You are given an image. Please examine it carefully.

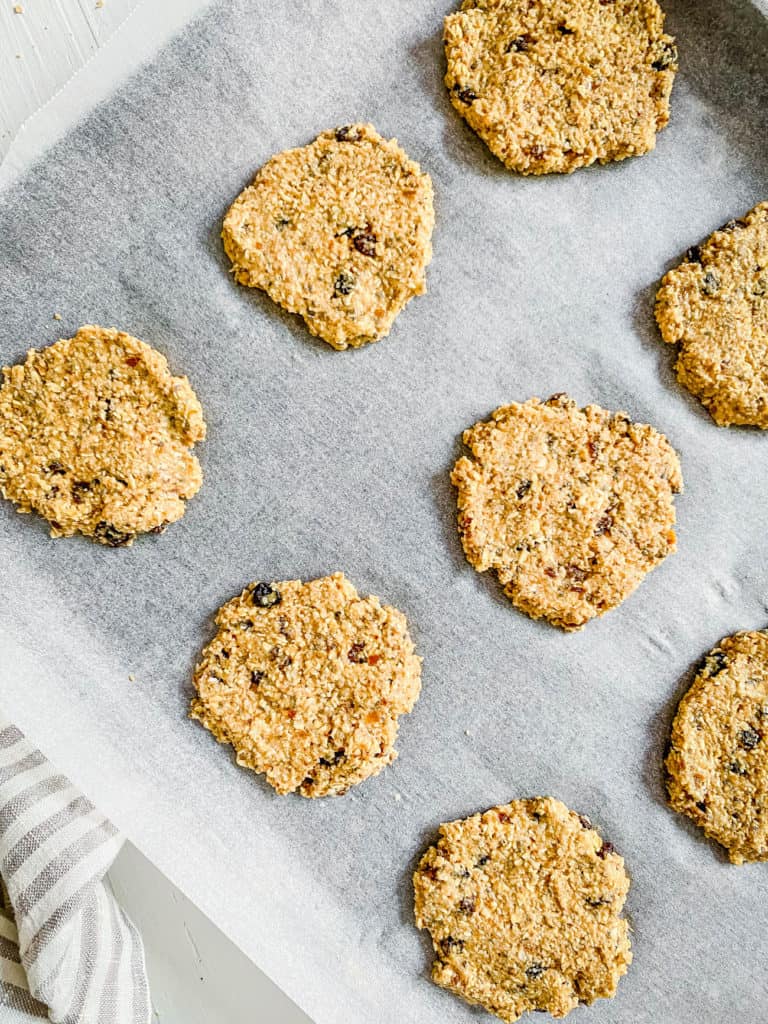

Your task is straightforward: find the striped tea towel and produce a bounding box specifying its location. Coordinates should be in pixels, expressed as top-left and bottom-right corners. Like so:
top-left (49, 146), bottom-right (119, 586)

top-left (0, 718), bottom-right (150, 1023)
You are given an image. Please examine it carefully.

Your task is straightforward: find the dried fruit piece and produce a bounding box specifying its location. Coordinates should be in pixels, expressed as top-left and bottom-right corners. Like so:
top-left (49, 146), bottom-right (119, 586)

top-left (506, 35), bottom-right (531, 52)
top-left (453, 84), bottom-right (478, 104)
top-left (739, 727), bottom-right (761, 750)
top-left (319, 749), bottom-right (346, 767)
top-left (348, 642), bottom-right (367, 663)
top-left (594, 512), bottom-right (614, 536)
top-left (701, 270), bottom-right (720, 295)
top-left (705, 650), bottom-right (728, 676)
top-left (352, 230), bottom-right (377, 257)
top-left (333, 271), bottom-right (355, 297)
top-left (335, 125), bottom-right (361, 142)
top-left (71, 480), bottom-right (92, 503)
top-left (251, 582), bottom-right (282, 608)
top-left (93, 521), bottom-right (134, 547)
top-left (651, 40), bottom-right (677, 70)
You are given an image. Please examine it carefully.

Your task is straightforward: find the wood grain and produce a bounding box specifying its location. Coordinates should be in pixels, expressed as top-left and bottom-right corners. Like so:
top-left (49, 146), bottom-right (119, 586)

top-left (0, 0), bottom-right (140, 158)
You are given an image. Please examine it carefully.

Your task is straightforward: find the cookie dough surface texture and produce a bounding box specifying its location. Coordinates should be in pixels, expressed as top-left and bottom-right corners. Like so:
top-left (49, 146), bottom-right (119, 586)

top-left (414, 798), bottom-right (631, 1022)
top-left (452, 394), bottom-right (682, 630)
top-left (655, 202), bottom-right (768, 427)
top-left (0, 325), bottom-right (205, 546)
top-left (190, 573), bottom-right (422, 797)
top-left (222, 123), bottom-right (434, 350)
top-left (443, 0), bottom-right (676, 174)
top-left (667, 630), bottom-right (768, 864)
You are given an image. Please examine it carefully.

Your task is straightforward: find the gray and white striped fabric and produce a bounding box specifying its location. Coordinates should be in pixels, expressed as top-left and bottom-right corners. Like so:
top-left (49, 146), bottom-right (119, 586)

top-left (0, 718), bottom-right (150, 1023)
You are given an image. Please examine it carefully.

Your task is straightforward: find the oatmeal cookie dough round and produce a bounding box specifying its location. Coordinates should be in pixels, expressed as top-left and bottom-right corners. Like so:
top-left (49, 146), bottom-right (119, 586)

top-left (190, 573), bottom-right (422, 797)
top-left (666, 630), bottom-right (768, 864)
top-left (0, 325), bottom-right (205, 546)
top-left (451, 394), bottom-right (682, 630)
top-left (443, 0), bottom-right (677, 174)
top-left (655, 202), bottom-right (768, 427)
top-left (414, 798), bottom-right (632, 1022)
top-left (222, 124), bottom-right (434, 350)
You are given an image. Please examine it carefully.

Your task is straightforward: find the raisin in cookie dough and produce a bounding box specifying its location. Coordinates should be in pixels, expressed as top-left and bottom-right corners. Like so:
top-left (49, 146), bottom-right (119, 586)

top-left (190, 573), bottom-right (422, 797)
top-left (443, 0), bottom-right (677, 174)
top-left (414, 798), bottom-right (632, 1022)
top-left (655, 202), bottom-right (768, 427)
top-left (222, 124), bottom-right (434, 350)
top-left (0, 325), bottom-right (205, 546)
top-left (667, 631), bottom-right (768, 864)
top-left (451, 394), bottom-right (682, 630)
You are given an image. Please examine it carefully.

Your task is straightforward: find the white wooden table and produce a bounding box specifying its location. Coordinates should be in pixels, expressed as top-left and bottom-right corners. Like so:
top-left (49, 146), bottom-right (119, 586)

top-left (0, 0), bottom-right (141, 158)
top-left (1, 3), bottom-right (312, 1020)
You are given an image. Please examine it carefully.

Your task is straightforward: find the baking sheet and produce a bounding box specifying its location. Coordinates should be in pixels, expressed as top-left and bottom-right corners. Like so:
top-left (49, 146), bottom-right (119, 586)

top-left (1, 0), bottom-right (768, 1020)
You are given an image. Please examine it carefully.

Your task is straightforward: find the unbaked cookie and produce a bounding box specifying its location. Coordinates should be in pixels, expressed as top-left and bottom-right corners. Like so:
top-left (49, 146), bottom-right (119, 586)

top-left (451, 394), bottom-right (682, 630)
top-left (666, 630), bottom-right (768, 864)
top-left (190, 573), bottom-right (422, 797)
top-left (222, 124), bottom-right (434, 349)
top-left (443, 0), bottom-right (676, 174)
top-left (0, 325), bottom-right (205, 546)
top-left (655, 202), bottom-right (768, 427)
top-left (414, 797), bottom-right (631, 1022)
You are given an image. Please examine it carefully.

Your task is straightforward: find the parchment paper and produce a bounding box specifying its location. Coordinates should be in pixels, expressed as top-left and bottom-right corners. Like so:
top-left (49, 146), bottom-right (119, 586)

top-left (1, 1), bottom-right (768, 1020)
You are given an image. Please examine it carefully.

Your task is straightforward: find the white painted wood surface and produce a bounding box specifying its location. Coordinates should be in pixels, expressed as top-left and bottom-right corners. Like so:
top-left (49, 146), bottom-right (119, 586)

top-left (110, 843), bottom-right (311, 1024)
top-left (1, 5), bottom-right (313, 1021)
top-left (0, 0), bottom-right (141, 158)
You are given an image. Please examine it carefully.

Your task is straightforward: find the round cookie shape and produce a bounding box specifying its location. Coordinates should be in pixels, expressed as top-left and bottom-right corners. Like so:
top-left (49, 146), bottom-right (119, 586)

top-left (666, 630), bottom-right (768, 864)
top-left (222, 124), bottom-right (435, 350)
top-left (451, 394), bottom-right (682, 630)
top-left (443, 0), bottom-right (677, 174)
top-left (414, 798), bottom-right (632, 1022)
top-left (655, 202), bottom-right (768, 427)
top-left (0, 325), bottom-right (205, 546)
top-left (190, 573), bottom-right (422, 797)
